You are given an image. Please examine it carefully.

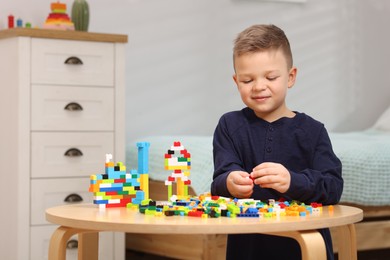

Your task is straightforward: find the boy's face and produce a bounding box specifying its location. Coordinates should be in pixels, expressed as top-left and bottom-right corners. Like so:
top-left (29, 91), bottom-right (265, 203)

top-left (233, 49), bottom-right (297, 122)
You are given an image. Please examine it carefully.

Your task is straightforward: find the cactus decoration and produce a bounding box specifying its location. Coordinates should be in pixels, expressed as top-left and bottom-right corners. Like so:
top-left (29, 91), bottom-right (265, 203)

top-left (71, 0), bottom-right (89, 31)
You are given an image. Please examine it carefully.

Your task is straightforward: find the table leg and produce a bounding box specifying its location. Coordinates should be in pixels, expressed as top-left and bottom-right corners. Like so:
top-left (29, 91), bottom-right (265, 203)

top-left (48, 226), bottom-right (99, 260)
top-left (78, 232), bottom-right (99, 260)
top-left (269, 231), bottom-right (326, 260)
top-left (335, 224), bottom-right (357, 260)
top-left (48, 226), bottom-right (82, 260)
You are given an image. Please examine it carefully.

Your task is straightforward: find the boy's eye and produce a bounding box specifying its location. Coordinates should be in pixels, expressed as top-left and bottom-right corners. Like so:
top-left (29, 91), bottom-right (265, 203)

top-left (267, 76), bottom-right (278, 81)
top-left (241, 79), bottom-right (253, 84)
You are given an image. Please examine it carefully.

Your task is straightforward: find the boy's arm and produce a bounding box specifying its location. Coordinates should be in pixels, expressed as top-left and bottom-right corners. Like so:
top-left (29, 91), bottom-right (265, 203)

top-left (284, 127), bottom-right (343, 205)
top-left (211, 116), bottom-right (246, 197)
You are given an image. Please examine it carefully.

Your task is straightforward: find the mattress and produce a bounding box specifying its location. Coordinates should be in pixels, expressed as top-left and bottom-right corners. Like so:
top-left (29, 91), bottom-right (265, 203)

top-left (329, 130), bottom-right (390, 206)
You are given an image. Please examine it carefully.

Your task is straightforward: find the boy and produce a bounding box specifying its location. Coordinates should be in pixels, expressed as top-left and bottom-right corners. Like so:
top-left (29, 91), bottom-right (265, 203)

top-left (211, 24), bottom-right (343, 260)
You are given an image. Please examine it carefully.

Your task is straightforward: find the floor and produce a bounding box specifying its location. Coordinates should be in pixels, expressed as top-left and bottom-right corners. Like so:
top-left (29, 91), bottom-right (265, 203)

top-left (126, 248), bottom-right (390, 260)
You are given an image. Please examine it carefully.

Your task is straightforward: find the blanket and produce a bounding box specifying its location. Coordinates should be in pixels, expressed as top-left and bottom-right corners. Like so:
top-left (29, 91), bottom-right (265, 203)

top-left (329, 130), bottom-right (390, 206)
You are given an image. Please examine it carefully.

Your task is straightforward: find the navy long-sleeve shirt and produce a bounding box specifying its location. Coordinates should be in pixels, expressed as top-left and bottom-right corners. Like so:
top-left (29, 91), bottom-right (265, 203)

top-left (211, 107), bottom-right (343, 260)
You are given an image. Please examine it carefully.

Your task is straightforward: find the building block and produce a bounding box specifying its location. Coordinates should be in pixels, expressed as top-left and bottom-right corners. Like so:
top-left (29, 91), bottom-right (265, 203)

top-left (89, 142), bottom-right (150, 208)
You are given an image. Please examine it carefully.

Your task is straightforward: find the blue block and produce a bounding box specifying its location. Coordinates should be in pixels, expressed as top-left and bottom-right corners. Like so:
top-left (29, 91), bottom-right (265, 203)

top-left (108, 172), bottom-right (121, 179)
top-left (100, 187), bottom-right (123, 192)
top-left (94, 199), bottom-right (108, 204)
top-left (131, 198), bottom-right (142, 205)
top-left (246, 208), bottom-right (258, 214)
top-left (136, 190), bottom-right (145, 200)
top-left (105, 167), bottom-right (114, 175)
top-left (137, 142), bottom-right (150, 174)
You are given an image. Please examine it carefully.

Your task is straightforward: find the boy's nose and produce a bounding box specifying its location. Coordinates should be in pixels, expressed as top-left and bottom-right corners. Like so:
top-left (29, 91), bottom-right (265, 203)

top-left (252, 81), bottom-right (267, 91)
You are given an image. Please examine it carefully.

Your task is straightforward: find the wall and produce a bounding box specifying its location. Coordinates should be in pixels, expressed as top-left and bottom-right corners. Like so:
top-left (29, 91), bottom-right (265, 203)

top-left (1, 0), bottom-right (389, 142)
top-left (340, 0), bottom-right (390, 131)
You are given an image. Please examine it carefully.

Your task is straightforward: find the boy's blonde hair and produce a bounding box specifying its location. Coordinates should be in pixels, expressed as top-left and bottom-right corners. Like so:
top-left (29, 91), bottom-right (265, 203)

top-left (233, 24), bottom-right (293, 69)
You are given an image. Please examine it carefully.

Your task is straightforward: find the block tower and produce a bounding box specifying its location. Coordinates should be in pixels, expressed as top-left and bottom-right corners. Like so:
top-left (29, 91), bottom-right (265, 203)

top-left (164, 141), bottom-right (191, 200)
top-left (89, 142), bottom-right (150, 208)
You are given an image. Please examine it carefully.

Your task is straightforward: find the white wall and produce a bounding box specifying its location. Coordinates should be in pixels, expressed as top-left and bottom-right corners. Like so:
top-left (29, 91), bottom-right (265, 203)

top-left (1, 0), bottom-right (389, 142)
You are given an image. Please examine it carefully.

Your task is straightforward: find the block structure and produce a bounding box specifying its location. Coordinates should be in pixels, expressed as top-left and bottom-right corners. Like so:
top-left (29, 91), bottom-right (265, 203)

top-left (164, 141), bottom-right (191, 200)
top-left (89, 142), bottom-right (150, 208)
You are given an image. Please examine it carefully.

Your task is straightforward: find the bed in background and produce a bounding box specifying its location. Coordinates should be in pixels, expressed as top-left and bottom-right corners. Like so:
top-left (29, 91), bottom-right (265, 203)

top-left (125, 107), bottom-right (390, 259)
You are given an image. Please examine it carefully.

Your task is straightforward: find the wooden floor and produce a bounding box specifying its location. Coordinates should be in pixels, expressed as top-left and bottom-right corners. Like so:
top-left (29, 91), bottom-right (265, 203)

top-left (126, 248), bottom-right (390, 260)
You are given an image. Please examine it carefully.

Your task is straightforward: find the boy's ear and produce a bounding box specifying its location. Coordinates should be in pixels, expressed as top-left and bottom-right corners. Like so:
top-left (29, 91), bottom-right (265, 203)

top-left (233, 74), bottom-right (238, 86)
top-left (288, 67), bottom-right (297, 88)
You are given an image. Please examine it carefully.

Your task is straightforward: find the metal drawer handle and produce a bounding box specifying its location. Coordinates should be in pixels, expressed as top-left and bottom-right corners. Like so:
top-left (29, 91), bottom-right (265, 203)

top-left (64, 56), bottom-right (83, 65)
top-left (64, 102), bottom-right (83, 111)
top-left (66, 239), bottom-right (79, 249)
top-left (64, 148), bottom-right (83, 157)
top-left (64, 193), bottom-right (83, 203)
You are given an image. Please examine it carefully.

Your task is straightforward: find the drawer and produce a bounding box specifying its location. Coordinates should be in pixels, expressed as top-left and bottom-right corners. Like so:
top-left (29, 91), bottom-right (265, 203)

top-left (31, 38), bottom-right (114, 86)
top-left (31, 132), bottom-right (114, 178)
top-left (31, 85), bottom-right (114, 131)
top-left (30, 225), bottom-right (114, 260)
top-left (31, 178), bottom-right (92, 225)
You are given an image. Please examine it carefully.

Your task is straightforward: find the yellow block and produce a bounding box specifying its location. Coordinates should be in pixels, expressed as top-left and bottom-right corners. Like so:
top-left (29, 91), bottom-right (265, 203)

top-left (140, 173), bottom-right (149, 200)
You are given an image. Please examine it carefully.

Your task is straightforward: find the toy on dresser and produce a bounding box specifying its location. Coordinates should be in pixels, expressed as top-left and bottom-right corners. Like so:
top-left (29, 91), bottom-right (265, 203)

top-left (43, 1), bottom-right (75, 30)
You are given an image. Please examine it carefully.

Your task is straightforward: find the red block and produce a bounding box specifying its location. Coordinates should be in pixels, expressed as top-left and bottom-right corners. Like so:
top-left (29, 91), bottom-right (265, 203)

top-left (188, 211), bottom-right (203, 217)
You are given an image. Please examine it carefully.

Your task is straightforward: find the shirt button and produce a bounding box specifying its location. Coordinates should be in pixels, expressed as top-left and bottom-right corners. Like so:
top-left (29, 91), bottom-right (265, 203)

top-left (269, 127), bottom-right (274, 132)
top-left (266, 147), bottom-right (272, 153)
top-left (268, 137), bottom-right (273, 142)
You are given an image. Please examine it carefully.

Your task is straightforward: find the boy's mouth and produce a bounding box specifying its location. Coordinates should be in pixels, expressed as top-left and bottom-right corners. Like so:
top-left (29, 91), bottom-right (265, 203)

top-left (252, 96), bottom-right (270, 102)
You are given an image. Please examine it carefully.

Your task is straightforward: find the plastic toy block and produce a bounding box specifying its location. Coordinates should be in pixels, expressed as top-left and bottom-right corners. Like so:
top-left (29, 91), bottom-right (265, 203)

top-left (140, 173), bottom-right (149, 200)
top-left (105, 154), bottom-right (113, 163)
top-left (137, 142), bottom-right (150, 174)
top-left (116, 162), bottom-right (126, 171)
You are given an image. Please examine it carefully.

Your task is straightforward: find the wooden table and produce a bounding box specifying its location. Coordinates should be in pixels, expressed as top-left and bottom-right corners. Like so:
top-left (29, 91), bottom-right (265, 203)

top-left (46, 204), bottom-right (363, 260)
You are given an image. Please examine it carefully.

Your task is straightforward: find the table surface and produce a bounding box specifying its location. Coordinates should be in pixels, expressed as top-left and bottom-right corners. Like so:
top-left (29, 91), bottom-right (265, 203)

top-left (46, 204), bottom-right (363, 234)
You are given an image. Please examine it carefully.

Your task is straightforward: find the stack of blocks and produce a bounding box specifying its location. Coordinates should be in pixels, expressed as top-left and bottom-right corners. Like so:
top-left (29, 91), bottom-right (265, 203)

top-left (164, 141), bottom-right (191, 200)
top-left (89, 142), bottom-right (150, 209)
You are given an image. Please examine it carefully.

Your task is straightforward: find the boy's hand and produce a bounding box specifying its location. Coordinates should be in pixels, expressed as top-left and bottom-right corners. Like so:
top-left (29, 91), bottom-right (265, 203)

top-left (250, 162), bottom-right (291, 193)
top-left (226, 171), bottom-right (254, 198)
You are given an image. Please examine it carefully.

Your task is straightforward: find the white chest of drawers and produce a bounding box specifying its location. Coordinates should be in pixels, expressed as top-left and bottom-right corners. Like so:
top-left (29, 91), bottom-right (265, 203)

top-left (0, 28), bottom-right (127, 260)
